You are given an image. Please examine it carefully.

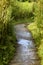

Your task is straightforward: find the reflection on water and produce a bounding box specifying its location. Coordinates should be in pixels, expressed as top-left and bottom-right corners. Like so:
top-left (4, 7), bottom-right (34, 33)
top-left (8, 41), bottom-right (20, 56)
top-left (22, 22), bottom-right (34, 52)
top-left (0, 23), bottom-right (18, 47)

top-left (9, 24), bottom-right (40, 65)
top-left (18, 39), bottom-right (34, 49)
top-left (18, 39), bottom-right (32, 45)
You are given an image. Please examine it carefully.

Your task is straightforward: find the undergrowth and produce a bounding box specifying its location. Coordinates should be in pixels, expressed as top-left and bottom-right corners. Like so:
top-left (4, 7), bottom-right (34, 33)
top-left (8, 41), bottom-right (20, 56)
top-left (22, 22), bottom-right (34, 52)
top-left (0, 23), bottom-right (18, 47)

top-left (27, 1), bottom-right (43, 65)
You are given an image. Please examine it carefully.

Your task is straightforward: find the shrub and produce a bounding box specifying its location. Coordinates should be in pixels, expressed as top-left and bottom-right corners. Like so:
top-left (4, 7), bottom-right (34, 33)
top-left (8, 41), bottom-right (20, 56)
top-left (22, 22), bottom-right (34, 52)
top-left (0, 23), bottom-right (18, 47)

top-left (0, 0), bottom-right (17, 65)
top-left (12, 1), bottom-right (34, 19)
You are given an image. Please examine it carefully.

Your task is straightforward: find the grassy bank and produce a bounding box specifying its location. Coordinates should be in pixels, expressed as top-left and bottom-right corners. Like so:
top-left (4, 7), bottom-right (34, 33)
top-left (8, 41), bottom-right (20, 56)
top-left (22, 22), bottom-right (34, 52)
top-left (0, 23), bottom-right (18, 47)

top-left (27, 22), bottom-right (43, 65)
top-left (27, 1), bottom-right (43, 65)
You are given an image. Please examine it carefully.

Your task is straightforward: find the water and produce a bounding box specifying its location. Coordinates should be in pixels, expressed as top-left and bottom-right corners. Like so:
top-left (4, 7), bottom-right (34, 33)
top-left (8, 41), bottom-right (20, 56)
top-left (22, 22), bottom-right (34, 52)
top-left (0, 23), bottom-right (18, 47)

top-left (9, 24), bottom-right (40, 65)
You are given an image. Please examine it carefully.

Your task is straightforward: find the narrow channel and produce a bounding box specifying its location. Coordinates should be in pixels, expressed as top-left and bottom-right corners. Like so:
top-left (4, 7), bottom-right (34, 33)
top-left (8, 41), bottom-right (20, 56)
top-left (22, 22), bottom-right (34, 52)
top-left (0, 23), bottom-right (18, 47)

top-left (9, 24), bottom-right (40, 65)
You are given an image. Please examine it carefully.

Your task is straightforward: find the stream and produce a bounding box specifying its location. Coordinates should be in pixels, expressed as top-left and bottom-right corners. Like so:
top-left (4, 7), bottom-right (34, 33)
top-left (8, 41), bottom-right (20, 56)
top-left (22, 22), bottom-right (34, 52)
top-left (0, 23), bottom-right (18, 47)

top-left (9, 24), bottom-right (40, 65)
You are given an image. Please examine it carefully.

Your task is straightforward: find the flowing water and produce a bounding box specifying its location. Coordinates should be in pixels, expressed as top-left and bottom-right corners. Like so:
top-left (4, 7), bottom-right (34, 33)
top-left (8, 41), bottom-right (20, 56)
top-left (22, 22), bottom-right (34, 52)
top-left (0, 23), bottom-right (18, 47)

top-left (9, 24), bottom-right (40, 65)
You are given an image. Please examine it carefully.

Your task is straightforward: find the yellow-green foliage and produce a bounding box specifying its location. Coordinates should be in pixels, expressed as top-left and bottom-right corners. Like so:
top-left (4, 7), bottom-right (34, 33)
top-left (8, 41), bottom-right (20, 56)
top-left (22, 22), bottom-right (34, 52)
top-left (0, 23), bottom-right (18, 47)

top-left (12, 1), bottom-right (34, 19)
top-left (17, 0), bottom-right (36, 2)
top-left (0, 0), bottom-right (34, 65)
top-left (27, 0), bottom-right (43, 65)
top-left (27, 22), bottom-right (39, 39)
top-left (27, 22), bottom-right (40, 46)
top-left (38, 1), bottom-right (43, 65)
top-left (17, 1), bottom-right (34, 13)
top-left (38, 39), bottom-right (43, 65)
top-left (38, 39), bottom-right (43, 58)
top-left (0, 0), bottom-right (16, 65)
top-left (0, 0), bottom-right (43, 65)
top-left (0, 0), bottom-right (9, 22)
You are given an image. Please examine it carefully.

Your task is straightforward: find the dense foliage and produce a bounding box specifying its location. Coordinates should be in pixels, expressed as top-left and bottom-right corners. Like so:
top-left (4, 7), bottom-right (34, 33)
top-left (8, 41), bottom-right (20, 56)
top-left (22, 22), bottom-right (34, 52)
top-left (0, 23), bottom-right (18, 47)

top-left (27, 0), bottom-right (43, 65)
top-left (0, 0), bottom-right (34, 65)
top-left (10, 0), bottom-right (34, 23)
top-left (0, 0), bottom-right (43, 65)
top-left (17, 0), bottom-right (36, 2)
top-left (0, 0), bottom-right (16, 65)
top-left (12, 1), bottom-right (34, 19)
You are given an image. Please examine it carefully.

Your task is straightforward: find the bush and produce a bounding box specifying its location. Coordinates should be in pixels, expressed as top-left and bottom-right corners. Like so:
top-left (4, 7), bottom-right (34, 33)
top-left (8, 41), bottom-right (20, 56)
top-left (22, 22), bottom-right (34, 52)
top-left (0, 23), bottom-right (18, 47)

top-left (0, 0), bottom-right (17, 65)
top-left (27, 22), bottom-right (40, 46)
top-left (12, 1), bottom-right (34, 19)
top-left (27, 0), bottom-right (43, 65)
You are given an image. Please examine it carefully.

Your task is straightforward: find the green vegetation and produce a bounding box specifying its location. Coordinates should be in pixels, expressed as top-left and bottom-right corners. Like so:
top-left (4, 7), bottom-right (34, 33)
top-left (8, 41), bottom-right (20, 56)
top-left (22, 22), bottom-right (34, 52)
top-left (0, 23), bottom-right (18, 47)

top-left (11, 1), bottom-right (34, 24)
top-left (0, 0), bottom-right (34, 65)
top-left (27, 0), bottom-right (43, 65)
top-left (0, 0), bottom-right (43, 65)
top-left (0, 0), bottom-right (17, 65)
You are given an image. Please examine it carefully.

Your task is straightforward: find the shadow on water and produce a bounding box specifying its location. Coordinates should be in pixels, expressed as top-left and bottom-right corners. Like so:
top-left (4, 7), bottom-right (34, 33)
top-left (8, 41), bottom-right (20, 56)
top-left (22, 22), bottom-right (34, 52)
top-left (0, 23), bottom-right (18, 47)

top-left (9, 24), bottom-right (40, 65)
